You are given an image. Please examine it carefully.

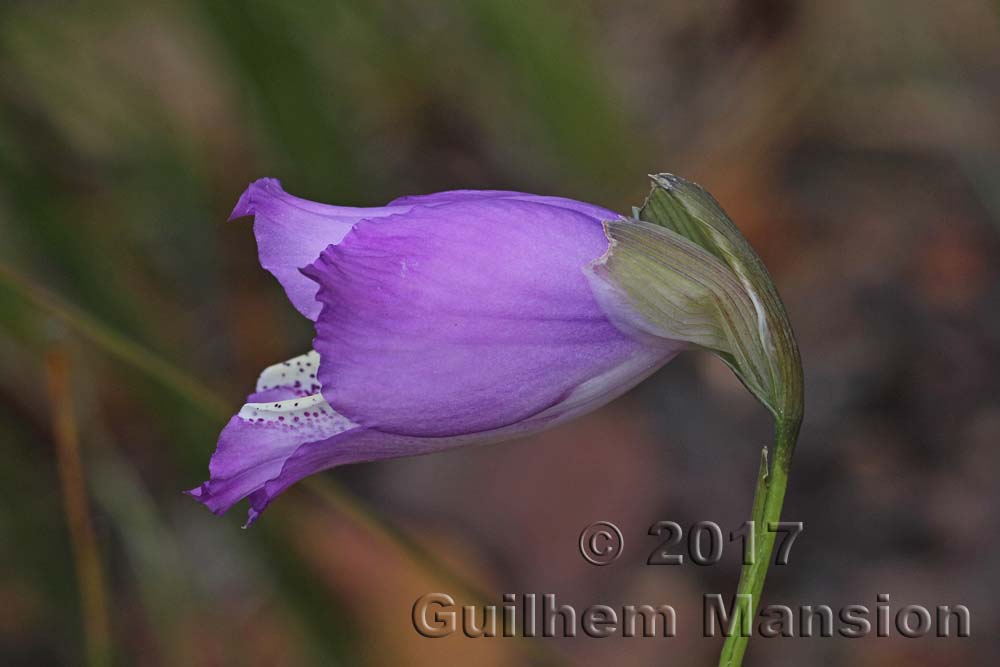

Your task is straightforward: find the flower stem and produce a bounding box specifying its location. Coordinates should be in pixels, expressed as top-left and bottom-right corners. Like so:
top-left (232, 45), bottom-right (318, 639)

top-left (718, 415), bottom-right (800, 667)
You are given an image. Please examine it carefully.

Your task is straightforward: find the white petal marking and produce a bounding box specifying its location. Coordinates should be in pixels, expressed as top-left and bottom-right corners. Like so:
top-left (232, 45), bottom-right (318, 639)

top-left (255, 350), bottom-right (322, 395)
top-left (238, 393), bottom-right (358, 440)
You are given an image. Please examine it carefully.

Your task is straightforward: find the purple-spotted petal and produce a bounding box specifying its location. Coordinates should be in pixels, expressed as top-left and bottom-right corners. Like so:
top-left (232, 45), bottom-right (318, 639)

top-left (190, 336), bottom-right (680, 525)
top-left (302, 198), bottom-right (663, 437)
top-left (239, 341), bottom-right (682, 524)
top-left (186, 352), bottom-right (357, 519)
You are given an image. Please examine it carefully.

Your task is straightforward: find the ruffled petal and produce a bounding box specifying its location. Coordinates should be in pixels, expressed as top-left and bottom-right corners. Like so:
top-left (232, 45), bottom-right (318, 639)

top-left (243, 429), bottom-right (434, 525)
top-left (187, 351), bottom-right (359, 522)
top-left (231, 178), bottom-right (412, 320)
top-left (186, 395), bottom-right (357, 516)
top-left (302, 198), bottom-right (665, 437)
top-left (231, 179), bottom-right (622, 320)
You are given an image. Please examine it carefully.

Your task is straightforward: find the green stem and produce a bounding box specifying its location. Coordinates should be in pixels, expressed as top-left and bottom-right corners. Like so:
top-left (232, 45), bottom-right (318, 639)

top-left (718, 415), bottom-right (800, 667)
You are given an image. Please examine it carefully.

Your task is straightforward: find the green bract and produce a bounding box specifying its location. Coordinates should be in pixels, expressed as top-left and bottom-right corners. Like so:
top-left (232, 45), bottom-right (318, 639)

top-left (589, 174), bottom-right (804, 667)
top-left (590, 173), bottom-right (802, 423)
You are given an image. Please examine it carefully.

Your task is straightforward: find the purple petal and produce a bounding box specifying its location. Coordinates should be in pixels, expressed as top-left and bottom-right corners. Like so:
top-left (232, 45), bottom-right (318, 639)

top-left (190, 336), bottom-right (680, 525)
top-left (231, 179), bottom-right (621, 320)
top-left (193, 406), bottom-right (486, 526)
top-left (241, 342), bottom-right (681, 524)
top-left (186, 393), bottom-right (357, 515)
top-left (302, 198), bottom-right (665, 437)
top-left (186, 352), bottom-right (357, 520)
top-left (243, 429), bottom-right (438, 525)
top-left (388, 189), bottom-right (621, 222)
top-left (231, 178), bottom-right (413, 320)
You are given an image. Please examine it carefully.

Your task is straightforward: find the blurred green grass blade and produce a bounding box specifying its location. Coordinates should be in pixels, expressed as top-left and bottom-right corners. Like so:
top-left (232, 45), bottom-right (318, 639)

top-left (46, 347), bottom-right (113, 667)
top-left (0, 262), bottom-right (230, 419)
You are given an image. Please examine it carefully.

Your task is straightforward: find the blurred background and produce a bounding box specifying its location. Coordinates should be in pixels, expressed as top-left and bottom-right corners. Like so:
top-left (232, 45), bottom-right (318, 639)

top-left (1, 1), bottom-right (998, 665)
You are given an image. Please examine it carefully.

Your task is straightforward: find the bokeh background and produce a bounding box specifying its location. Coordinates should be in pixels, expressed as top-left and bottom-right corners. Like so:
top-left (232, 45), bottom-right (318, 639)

top-left (2, 1), bottom-right (998, 665)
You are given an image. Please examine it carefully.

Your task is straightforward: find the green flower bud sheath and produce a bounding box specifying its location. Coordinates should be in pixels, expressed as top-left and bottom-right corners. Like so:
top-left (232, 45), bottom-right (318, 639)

top-left (587, 174), bottom-right (804, 667)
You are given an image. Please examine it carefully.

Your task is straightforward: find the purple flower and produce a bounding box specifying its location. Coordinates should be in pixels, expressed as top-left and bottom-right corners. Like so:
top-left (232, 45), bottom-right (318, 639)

top-left (188, 178), bottom-right (684, 525)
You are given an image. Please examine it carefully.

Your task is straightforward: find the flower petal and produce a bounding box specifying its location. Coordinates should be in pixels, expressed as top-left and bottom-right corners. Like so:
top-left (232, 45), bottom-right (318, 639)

top-left (238, 344), bottom-right (680, 524)
top-left (231, 179), bottom-right (622, 320)
top-left (242, 429), bottom-right (436, 525)
top-left (388, 189), bottom-right (620, 221)
top-left (232, 178), bottom-right (412, 319)
top-left (302, 198), bottom-right (667, 437)
top-left (187, 352), bottom-right (359, 519)
top-left (186, 394), bottom-right (357, 514)
top-left (191, 339), bottom-right (679, 525)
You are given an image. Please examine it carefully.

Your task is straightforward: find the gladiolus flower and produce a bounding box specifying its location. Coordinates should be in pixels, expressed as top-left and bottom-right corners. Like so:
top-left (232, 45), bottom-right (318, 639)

top-left (188, 179), bottom-right (687, 525)
top-left (189, 175), bottom-right (801, 528)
